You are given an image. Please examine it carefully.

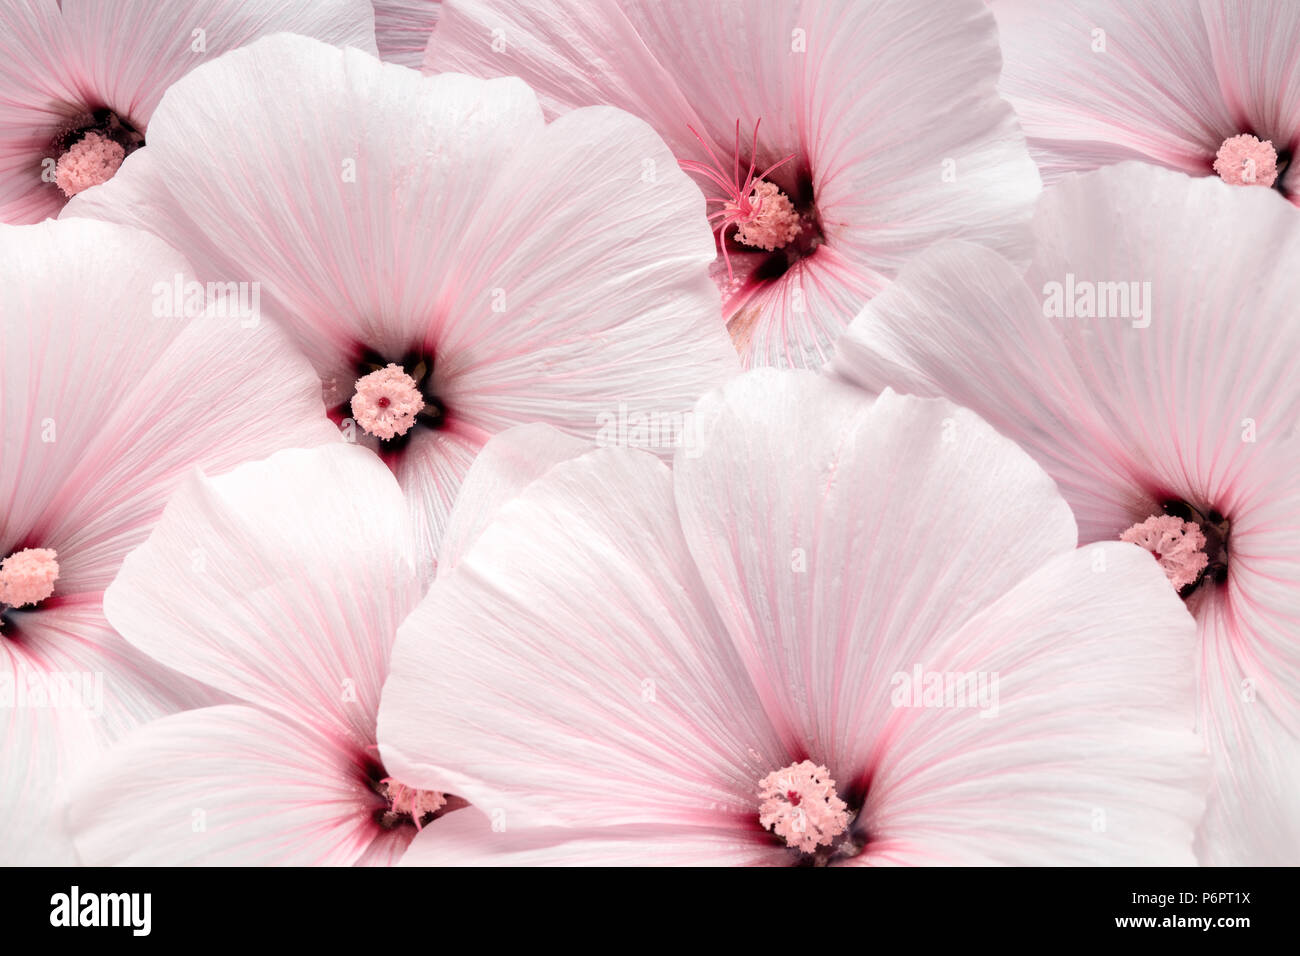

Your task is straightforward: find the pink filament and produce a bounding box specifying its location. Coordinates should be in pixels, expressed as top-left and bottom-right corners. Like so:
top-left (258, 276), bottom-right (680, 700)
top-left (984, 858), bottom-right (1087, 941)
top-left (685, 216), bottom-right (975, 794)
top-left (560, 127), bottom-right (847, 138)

top-left (679, 119), bottom-right (798, 279)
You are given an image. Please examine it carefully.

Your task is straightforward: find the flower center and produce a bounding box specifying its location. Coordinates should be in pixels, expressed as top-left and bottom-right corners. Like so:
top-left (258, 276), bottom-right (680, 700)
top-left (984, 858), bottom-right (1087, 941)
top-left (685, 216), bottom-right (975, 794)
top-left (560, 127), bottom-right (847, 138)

top-left (351, 364), bottom-right (424, 440)
top-left (1120, 502), bottom-right (1229, 595)
top-left (681, 119), bottom-right (815, 280)
top-left (376, 777), bottom-right (446, 831)
top-left (51, 108), bottom-right (145, 198)
top-left (1213, 134), bottom-right (1279, 187)
top-left (757, 760), bottom-right (850, 854)
top-left (0, 547), bottom-right (60, 611)
top-left (344, 349), bottom-right (446, 447)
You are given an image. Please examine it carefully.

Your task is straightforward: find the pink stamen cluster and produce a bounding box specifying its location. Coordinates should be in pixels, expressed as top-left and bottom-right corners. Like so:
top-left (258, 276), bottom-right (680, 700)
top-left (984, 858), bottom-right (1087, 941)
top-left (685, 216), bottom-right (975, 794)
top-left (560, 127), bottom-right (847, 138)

top-left (351, 364), bottom-right (423, 440)
top-left (0, 547), bottom-right (60, 608)
top-left (1213, 134), bottom-right (1279, 187)
top-left (1120, 514), bottom-right (1209, 590)
top-left (380, 778), bottom-right (446, 829)
top-left (55, 132), bottom-right (126, 198)
top-left (757, 760), bottom-right (849, 854)
top-left (732, 180), bottom-right (802, 251)
top-left (680, 119), bottom-right (799, 279)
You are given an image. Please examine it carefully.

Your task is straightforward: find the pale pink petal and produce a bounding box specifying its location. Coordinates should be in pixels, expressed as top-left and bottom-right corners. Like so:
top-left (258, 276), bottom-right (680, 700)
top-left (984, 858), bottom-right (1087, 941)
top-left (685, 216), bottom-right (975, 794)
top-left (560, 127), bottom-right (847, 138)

top-left (378, 446), bottom-right (783, 831)
top-left (103, 445), bottom-right (424, 749)
top-left (1201, 0), bottom-right (1300, 159)
top-left (6, 600), bottom-right (220, 741)
top-left (58, 0), bottom-right (378, 121)
top-left (857, 544), bottom-right (1203, 865)
top-left (435, 423), bottom-right (592, 573)
top-left (373, 0), bottom-right (440, 67)
top-left (673, 372), bottom-right (1076, 784)
top-left (431, 103), bottom-right (739, 436)
top-left (1, 219), bottom-right (186, 546)
top-left (0, 0), bottom-right (72, 223)
top-left (1195, 588), bottom-right (1300, 864)
top-left (0, 703), bottom-right (98, 864)
top-left (399, 807), bottom-right (786, 866)
top-left (67, 705), bottom-right (385, 866)
top-left (101, 36), bottom-right (545, 368)
top-left (833, 239), bottom-right (1145, 543)
top-left (42, 312), bottom-right (341, 596)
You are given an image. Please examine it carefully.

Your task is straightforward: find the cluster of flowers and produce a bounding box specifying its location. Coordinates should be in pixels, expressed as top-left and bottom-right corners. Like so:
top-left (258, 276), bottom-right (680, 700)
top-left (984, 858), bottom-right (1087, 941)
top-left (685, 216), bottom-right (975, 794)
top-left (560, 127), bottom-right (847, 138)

top-left (2, 0), bottom-right (1297, 868)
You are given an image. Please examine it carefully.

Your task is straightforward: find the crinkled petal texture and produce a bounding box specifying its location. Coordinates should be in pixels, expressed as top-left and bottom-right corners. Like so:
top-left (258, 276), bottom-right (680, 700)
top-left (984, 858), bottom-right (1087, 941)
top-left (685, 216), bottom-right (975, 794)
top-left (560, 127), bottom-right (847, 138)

top-left (380, 373), bottom-right (1205, 866)
top-left (0, 0), bottom-right (377, 223)
top-left (65, 33), bottom-right (738, 570)
top-left (373, 0), bottom-right (440, 67)
top-left (835, 163), bottom-right (1300, 863)
top-left (425, 0), bottom-right (1040, 368)
top-left (73, 445), bottom-right (426, 865)
top-left (0, 218), bottom-right (336, 863)
top-left (992, 0), bottom-right (1300, 198)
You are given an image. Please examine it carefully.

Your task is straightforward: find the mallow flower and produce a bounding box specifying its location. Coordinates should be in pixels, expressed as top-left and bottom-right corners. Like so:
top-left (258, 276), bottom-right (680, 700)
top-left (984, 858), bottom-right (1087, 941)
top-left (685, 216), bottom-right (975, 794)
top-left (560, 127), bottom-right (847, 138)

top-left (0, 217), bottom-right (337, 863)
top-left (835, 162), bottom-right (1300, 864)
top-left (423, 0), bottom-right (1040, 368)
top-left (65, 33), bottom-right (739, 573)
top-left (0, 0), bottom-right (376, 222)
top-left (66, 445), bottom-right (454, 866)
top-left (376, 372), bottom-right (1206, 866)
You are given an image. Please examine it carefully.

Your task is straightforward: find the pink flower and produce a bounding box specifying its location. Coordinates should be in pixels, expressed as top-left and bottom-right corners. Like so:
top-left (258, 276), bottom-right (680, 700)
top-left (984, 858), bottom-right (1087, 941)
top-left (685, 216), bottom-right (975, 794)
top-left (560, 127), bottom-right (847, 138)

top-left (0, 0), bottom-right (376, 223)
top-left (992, 0), bottom-right (1300, 201)
top-left (67, 445), bottom-right (457, 865)
top-left (424, 0), bottom-right (1040, 368)
top-left (373, 0), bottom-right (440, 67)
top-left (0, 217), bottom-right (338, 863)
top-left (834, 162), bottom-right (1300, 864)
top-left (67, 33), bottom-right (739, 574)
top-left (376, 372), bottom-right (1206, 866)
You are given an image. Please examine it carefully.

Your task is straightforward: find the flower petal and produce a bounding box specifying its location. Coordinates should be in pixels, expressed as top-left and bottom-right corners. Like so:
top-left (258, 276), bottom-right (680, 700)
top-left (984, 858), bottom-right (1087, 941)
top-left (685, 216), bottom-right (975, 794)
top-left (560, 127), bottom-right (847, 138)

top-left (103, 445), bottom-right (423, 749)
top-left (67, 705), bottom-right (384, 866)
top-left (674, 372), bottom-right (1077, 783)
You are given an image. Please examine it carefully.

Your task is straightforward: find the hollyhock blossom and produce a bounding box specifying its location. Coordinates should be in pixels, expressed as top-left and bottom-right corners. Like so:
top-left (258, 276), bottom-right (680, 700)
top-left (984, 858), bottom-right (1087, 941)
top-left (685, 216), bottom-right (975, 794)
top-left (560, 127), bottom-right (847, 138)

top-left (0, 218), bottom-right (339, 863)
top-left (373, 0), bottom-right (440, 67)
top-left (67, 445), bottom-right (456, 866)
top-left (0, 0), bottom-right (376, 223)
top-left (65, 33), bottom-right (739, 572)
top-left (834, 163), bottom-right (1300, 864)
top-left (423, 0), bottom-right (1040, 368)
top-left (377, 373), bottom-right (1206, 866)
top-left (992, 0), bottom-right (1300, 201)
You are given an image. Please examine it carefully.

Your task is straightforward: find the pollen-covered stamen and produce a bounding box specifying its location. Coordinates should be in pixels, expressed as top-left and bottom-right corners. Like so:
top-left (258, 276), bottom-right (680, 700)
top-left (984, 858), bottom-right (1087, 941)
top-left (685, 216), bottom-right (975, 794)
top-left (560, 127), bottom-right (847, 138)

top-left (680, 119), bottom-right (799, 279)
top-left (351, 364), bottom-right (424, 440)
top-left (378, 777), bottom-right (446, 830)
top-left (732, 180), bottom-right (802, 252)
top-left (50, 108), bottom-right (145, 199)
top-left (1214, 134), bottom-right (1279, 187)
top-left (54, 131), bottom-right (125, 198)
top-left (758, 760), bottom-right (849, 854)
top-left (1120, 514), bottom-right (1209, 591)
top-left (0, 548), bottom-right (60, 609)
